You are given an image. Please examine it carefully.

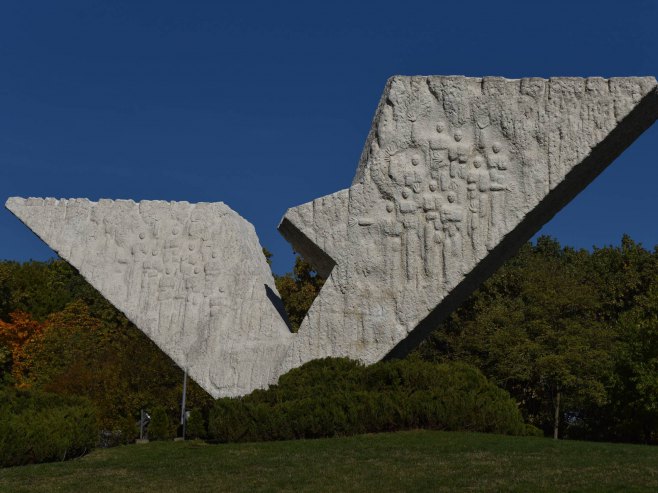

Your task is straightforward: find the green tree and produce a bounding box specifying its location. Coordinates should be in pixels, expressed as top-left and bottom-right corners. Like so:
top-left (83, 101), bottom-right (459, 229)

top-left (598, 270), bottom-right (658, 443)
top-left (185, 409), bottom-right (206, 439)
top-left (275, 254), bottom-right (325, 331)
top-left (263, 248), bottom-right (273, 266)
top-left (419, 237), bottom-right (615, 438)
top-left (148, 407), bottom-right (173, 440)
top-left (0, 260), bottom-right (74, 321)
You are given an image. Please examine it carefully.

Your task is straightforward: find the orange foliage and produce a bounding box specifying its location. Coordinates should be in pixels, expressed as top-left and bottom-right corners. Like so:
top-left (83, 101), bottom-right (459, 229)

top-left (0, 310), bottom-right (44, 386)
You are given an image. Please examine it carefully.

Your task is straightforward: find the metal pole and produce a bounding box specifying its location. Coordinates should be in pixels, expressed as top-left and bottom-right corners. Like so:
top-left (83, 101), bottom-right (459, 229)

top-left (180, 367), bottom-right (188, 440)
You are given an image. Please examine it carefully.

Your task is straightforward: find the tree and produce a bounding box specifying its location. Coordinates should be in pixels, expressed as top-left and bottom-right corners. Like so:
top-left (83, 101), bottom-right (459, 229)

top-left (0, 310), bottom-right (44, 385)
top-left (275, 254), bottom-right (325, 331)
top-left (0, 260), bottom-right (75, 322)
top-left (595, 267), bottom-right (658, 443)
top-left (418, 237), bottom-right (616, 438)
top-left (263, 248), bottom-right (273, 266)
top-left (15, 299), bottom-right (213, 441)
top-left (185, 409), bottom-right (206, 439)
top-left (19, 300), bottom-right (104, 389)
top-left (148, 406), bottom-right (173, 440)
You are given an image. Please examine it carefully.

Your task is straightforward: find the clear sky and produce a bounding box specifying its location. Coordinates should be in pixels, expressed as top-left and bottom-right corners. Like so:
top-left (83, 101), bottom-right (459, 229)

top-left (0, 1), bottom-right (656, 275)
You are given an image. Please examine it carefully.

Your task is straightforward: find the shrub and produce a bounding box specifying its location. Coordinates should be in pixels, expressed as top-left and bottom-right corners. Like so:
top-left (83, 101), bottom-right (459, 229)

top-left (148, 407), bottom-right (173, 441)
top-left (208, 400), bottom-right (253, 442)
top-left (207, 358), bottom-right (533, 443)
top-left (0, 388), bottom-right (97, 467)
top-left (185, 409), bottom-right (206, 439)
top-left (100, 416), bottom-right (139, 448)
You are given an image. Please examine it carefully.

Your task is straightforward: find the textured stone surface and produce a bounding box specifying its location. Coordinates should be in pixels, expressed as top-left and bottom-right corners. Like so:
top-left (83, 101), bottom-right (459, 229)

top-left (7, 75), bottom-right (658, 398)
top-left (5, 198), bottom-right (292, 398)
top-left (278, 76), bottom-right (658, 372)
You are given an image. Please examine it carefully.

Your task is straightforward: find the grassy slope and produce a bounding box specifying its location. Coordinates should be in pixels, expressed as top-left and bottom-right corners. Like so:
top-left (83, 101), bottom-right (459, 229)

top-left (1, 430), bottom-right (657, 492)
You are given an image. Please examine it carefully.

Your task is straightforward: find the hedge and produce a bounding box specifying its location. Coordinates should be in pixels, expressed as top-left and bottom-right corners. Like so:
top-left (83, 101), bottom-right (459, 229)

top-left (0, 388), bottom-right (97, 467)
top-left (208, 358), bottom-right (540, 442)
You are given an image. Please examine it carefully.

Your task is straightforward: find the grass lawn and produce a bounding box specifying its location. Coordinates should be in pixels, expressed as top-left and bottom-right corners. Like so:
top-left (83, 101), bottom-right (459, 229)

top-left (1, 430), bottom-right (657, 492)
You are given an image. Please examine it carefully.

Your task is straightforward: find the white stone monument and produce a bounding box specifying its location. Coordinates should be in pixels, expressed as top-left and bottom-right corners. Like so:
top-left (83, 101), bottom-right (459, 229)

top-left (6, 198), bottom-right (292, 397)
top-left (7, 76), bottom-right (658, 398)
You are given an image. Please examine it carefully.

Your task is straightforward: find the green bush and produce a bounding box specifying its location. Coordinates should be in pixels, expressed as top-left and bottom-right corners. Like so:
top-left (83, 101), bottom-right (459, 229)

top-left (148, 407), bottom-right (173, 440)
top-left (100, 416), bottom-right (139, 448)
top-left (208, 358), bottom-right (532, 443)
top-left (0, 388), bottom-right (97, 467)
top-left (185, 409), bottom-right (206, 439)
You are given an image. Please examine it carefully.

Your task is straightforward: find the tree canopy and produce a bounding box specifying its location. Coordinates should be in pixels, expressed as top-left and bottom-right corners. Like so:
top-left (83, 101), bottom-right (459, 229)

top-left (0, 235), bottom-right (657, 444)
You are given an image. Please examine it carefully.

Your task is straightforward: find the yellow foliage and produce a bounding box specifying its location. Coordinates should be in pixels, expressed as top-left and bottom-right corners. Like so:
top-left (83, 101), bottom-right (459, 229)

top-left (0, 310), bottom-right (44, 386)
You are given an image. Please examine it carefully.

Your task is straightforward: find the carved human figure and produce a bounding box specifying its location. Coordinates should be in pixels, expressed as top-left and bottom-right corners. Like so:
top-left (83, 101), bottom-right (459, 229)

top-left (142, 247), bottom-right (164, 317)
top-left (101, 209), bottom-right (133, 301)
top-left (518, 78), bottom-right (548, 206)
top-left (422, 180), bottom-right (440, 213)
top-left (428, 122), bottom-right (450, 189)
top-left (157, 264), bottom-right (178, 337)
top-left (422, 181), bottom-right (443, 278)
top-left (169, 234), bottom-right (190, 340)
top-left (380, 201), bottom-right (402, 282)
top-left (440, 191), bottom-right (464, 284)
top-left (398, 188), bottom-right (419, 281)
top-left (128, 233), bottom-right (149, 301)
top-left (404, 155), bottom-right (424, 194)
top-left (208, 275), bottom-right (238, 389)
top-left (448, 130), bottom-right (468, 191)
top-left (466, 156), bottom-right (490, 259)
top-left (164, 223), bottom-right (184, 264)
top-left (204, 249), bottom-right (223, 294)
top-left (486, 142), bottom-right (509, 249)
top-left (179, 241), bottom-right (206, 351)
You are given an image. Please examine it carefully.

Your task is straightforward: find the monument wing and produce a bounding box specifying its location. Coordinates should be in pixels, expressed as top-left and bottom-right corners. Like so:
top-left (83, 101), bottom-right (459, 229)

top-left (6, 75), bottom-right (658, 398)
top-left (278, 76), bottom-right (658, 372)
top-left (5, 198), bottom-right (292, 398)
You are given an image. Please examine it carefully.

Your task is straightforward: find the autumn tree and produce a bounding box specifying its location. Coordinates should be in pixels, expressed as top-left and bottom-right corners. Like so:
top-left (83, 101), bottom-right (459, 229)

top-left (0, 310), bottom-right (44, 385)
top-left (18, 299), bottom-right (213, 440)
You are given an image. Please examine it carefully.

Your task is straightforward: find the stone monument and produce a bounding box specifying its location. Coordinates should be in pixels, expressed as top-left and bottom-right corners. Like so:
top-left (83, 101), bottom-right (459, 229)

top-left (6, 198), bottom-right (292, 397)
top-left (7, 76), bottom-right (658, 398)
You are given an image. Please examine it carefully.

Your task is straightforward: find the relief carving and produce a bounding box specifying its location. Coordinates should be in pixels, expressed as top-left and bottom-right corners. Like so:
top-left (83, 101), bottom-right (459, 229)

top-left (7, 75), bottom-right (658, 398)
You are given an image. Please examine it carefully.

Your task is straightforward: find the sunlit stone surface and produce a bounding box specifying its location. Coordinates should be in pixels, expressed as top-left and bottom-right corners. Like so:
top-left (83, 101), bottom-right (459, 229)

top-left (6, 198), bottom-right (292, 398)
top-left (7, 75), bottom-right (658, 397)
top-left (278, 76), bottom-right (658, 371)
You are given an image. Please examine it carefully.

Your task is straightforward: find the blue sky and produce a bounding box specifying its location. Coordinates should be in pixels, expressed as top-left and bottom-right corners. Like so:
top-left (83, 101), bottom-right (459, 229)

top-left (0, 1), bottom-right (656, 275)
